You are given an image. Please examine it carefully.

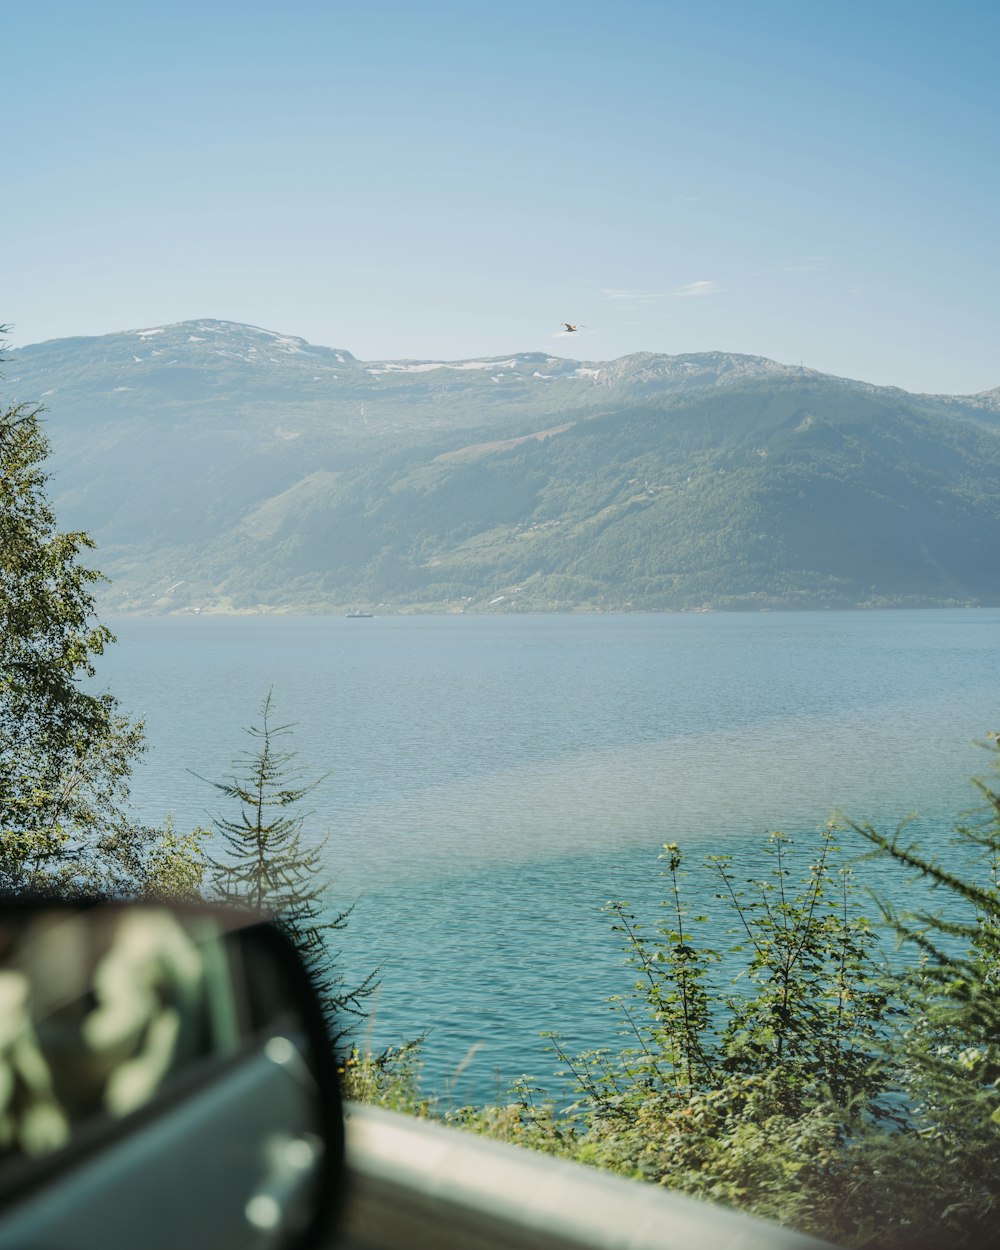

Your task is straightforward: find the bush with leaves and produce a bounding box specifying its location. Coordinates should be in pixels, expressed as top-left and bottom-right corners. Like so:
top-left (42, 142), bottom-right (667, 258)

top-left (551, 830), bottom-right (890, 1122)
top-left (453, 754), bottom-right (1000, 1248)
top-left (338, 1040), bottom-right (431, 1116)
top-left (449, 829), bottom-right (892, 1244)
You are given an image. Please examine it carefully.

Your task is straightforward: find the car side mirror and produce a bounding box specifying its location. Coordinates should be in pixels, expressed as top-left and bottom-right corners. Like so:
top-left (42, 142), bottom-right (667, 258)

top-left (0, 900), bottom-right (344, 1250)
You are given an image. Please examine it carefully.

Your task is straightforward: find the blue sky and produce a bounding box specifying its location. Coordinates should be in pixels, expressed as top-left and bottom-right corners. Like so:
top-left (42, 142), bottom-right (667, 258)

top-left (6, 0), bottom-right (998, 393)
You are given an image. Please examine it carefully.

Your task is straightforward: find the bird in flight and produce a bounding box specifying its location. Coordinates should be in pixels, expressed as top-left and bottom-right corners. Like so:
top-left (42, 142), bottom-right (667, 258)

top-left (561, 322), bottom-right (581, 333)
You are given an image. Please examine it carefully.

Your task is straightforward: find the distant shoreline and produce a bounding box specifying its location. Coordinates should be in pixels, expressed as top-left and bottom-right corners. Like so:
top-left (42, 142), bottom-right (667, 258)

top-left (97, 598), bottom-right (994, 620)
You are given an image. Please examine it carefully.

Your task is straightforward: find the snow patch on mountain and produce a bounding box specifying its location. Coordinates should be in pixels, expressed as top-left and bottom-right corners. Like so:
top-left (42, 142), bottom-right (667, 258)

top-left (367, 358), bottom-right (522, 376)
top-left (368, 362), bottom-right (447, 375)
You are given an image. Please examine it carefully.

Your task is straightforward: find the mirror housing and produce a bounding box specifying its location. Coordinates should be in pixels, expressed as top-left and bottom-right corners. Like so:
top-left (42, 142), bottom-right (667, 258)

top-left (0, 900), bottom-right (344, 1250)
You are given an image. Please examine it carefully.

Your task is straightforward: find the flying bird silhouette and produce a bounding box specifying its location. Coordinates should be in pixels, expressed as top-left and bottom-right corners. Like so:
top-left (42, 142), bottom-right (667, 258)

top-left (561, 323), bottom-right (581, 332)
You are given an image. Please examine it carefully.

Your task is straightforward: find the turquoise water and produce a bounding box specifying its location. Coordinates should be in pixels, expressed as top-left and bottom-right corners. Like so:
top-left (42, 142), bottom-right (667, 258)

top-left (95, 609), bottom-right (1000, 1101)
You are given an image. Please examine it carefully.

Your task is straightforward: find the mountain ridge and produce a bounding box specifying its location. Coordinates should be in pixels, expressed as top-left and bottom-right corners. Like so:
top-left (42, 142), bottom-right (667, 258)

top-left (10, 319), bottom-right (998, 405)
top-left (6, 320), bottom-right (1000, 614)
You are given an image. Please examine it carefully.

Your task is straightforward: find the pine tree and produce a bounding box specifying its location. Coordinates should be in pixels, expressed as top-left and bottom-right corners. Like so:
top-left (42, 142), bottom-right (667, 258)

top-left (203, 691), bottom-right (377, 1042)
top-left (849, 732), bottom-right (1000, 1244)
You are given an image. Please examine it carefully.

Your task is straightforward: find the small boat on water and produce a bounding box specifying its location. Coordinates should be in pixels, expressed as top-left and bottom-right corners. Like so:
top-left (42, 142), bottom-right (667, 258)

top-left (346, 610), bottom-right (374, 618)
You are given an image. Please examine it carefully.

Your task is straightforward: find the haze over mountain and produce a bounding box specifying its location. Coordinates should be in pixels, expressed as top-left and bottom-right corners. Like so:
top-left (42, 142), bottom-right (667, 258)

top-left (7, 320), bottom-right (1000, 614)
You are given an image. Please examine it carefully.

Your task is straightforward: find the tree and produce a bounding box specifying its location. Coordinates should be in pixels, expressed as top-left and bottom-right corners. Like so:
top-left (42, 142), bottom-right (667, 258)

top-left (848, 733), bottom-right (1000, 1246)
top-left (1, 340), bottom-right (204, 897)
top-left (202, 691), bottom-right (377, 1041)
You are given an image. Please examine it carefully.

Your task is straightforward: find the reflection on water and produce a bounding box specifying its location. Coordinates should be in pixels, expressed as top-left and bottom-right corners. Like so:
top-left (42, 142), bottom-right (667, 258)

top-left (94, 609), bottom-right (1000, 1099)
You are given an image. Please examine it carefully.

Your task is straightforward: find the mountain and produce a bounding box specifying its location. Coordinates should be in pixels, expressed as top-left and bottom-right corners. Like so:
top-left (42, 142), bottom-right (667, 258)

top-left (6, 320), bottom-right (1000, 613)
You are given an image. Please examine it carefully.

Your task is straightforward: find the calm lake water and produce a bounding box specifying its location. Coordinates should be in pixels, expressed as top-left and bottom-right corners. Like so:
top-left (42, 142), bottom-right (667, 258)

top-left (95, 609), bottom-right (1000, 1102)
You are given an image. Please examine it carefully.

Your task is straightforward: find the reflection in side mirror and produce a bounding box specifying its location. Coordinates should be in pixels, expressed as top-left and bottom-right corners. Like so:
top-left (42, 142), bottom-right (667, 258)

top-left (0, 902), bottom-right (343, 1250)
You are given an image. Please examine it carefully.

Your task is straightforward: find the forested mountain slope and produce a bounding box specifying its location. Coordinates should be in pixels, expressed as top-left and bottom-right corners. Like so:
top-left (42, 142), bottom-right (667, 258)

top-left (8, 321), bottom-right (1000, 612)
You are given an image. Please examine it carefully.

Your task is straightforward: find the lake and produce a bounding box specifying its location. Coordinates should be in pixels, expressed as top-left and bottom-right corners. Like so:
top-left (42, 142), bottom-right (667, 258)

top-left (94, 609), bottom-right (1000, 1103)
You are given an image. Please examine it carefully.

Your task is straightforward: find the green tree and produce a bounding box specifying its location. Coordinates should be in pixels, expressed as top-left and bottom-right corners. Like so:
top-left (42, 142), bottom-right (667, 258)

top-left (0, 342), bottom-right (205, 898)
top-left (848, 733), bottom-right (1000, 1246)
top-left (203, 691), bottom-right (377, 1041)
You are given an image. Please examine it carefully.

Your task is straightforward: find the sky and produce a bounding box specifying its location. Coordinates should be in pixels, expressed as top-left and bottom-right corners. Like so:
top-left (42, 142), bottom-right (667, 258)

top-left (6, 0), bottom-right (999, 394)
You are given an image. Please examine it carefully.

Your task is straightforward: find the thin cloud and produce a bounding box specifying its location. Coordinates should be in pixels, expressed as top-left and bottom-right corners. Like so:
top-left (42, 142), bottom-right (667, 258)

top-left (602, 288), bottom-right (667, 304)
top-left (672, 280), bottom-right (720, 297)
top-left (673, 194), bottom-right (702, 203)
top-left (784, 257), bottom-right (829, 273)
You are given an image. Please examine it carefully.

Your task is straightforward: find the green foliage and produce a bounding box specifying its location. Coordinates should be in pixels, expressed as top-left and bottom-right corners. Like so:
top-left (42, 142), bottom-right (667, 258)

top-left (550, 831), bottom-right (889, 1129)
top-left (447, 758), bottom-right (1000, 1248)
top-left (431, 831), bottom-right (891, 1244)
top-left (202, 691), bottom-right (378, 1041)
top-left (0, 369), bottom-right (205, 898)
top-left (122, 819), bottom-right (210, 902)
top-left (712, 834), bottom-right (889, 1111)
top-left (438, 832), bottom-right (900, 1246)
top-left (571, 1072), bottom-right (856, 1234)
top-left (1, 398), bottom-right (116, 873)
top-left (846, 733), bottom-right (1000, 1245)
top-left (444, 1077), bottom-right (581, 1155)
top-left (338, 1041), bottom-right (431, 1116)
